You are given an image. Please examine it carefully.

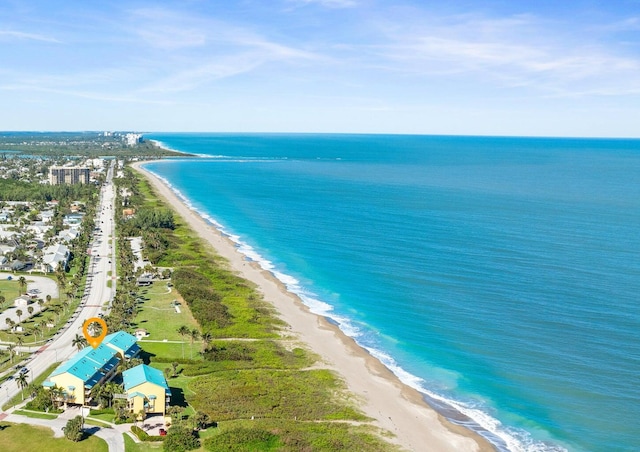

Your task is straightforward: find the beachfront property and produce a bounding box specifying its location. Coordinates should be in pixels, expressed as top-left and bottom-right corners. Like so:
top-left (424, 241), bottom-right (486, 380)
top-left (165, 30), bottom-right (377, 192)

top-left (123, 364), bottom-right (171, 415)
top-left (49, 166), bottom-right (90, 185)
top-left (43, 331), bottom-right (141, 406)
top-left (44, 343), bottom-right (122, 405)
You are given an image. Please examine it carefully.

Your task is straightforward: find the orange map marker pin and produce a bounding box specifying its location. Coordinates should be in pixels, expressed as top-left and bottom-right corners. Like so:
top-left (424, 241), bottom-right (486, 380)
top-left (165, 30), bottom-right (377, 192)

top-left (83, 317), bottom-right (108, 348)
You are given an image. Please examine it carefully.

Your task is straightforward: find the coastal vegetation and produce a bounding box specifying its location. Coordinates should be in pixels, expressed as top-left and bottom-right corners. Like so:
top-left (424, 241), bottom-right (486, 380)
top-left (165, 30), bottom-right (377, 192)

top-left (0, 132), bottom-right (187, 157)
top-left (115, 166), bottom-right (399, 451)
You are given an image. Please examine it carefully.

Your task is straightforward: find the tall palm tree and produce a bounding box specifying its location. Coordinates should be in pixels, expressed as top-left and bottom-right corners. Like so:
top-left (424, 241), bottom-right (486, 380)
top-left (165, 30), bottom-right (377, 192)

top-left (201, 332), bottom-right (213, 350)
top-left (7, 343), bottom-right (15, 364)
top-left (72, 334), bottom-right (88, 350)
top-left (189, 328), bottom-right (199, 345)
top-left (18, 276), bottom-right (27, 295)
top-left (189, 329), bottom-right (200, 358)
top-left (177, 325), bottom-right (189, 339)
top-left (16, 372), bottom-right (29, 400)
top-left (15, 309), bottom-right (22, 322)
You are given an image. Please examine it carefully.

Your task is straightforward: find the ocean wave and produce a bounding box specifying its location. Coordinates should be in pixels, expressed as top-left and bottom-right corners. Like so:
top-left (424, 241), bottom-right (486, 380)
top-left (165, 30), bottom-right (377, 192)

top-left (141, 165), bottom-right (566, 452)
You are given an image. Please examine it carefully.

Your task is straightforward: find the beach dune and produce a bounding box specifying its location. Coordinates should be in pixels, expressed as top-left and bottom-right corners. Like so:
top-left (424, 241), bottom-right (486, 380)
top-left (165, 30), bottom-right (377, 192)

top-left (132, 162), bottom-right (493, 452)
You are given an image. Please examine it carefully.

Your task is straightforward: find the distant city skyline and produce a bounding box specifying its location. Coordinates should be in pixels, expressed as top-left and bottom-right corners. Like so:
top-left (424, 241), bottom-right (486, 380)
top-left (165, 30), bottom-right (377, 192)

top-left (1, 1), bottom-right (640, 137)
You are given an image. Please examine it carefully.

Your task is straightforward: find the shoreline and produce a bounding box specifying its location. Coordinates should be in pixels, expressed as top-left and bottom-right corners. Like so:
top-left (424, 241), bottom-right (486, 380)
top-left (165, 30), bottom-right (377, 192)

top-left (131, 160), bottom-right (494, 452)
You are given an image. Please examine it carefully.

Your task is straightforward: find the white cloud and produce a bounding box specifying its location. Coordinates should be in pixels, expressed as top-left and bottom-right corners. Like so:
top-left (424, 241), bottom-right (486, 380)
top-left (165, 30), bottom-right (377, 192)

top-left (369, 12), bottom-right (640, 97)
top-left (0, 30), bottom-right (60, 43)
top-left (287, 0), bottom-right (359, 8)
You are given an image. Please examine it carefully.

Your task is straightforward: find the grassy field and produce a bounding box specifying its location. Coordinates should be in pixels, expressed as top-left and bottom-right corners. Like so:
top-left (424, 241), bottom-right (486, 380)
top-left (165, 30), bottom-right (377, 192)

top-left (133, 282), bottom-right (199, 342)
top-left (0, 422), bottom-right (108, 452)
top-left (12, 410), bottom-right (59, 420)
top-left (124, 433), bottom-right (163, 451)
top-left (0, 278), bottom-right (21, 300)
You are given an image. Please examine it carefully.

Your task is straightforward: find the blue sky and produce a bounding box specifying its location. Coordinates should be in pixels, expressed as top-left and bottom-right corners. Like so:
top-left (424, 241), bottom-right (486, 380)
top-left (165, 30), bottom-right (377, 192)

top-left (1, 0), bottom-right (639, 137)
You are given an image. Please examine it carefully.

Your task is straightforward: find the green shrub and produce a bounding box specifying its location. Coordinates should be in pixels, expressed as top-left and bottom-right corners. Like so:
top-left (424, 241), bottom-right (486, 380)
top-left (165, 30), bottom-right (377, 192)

top-left (163, 425), bottom-right (200, 451)
top-left (204, 428), bottom-right (280, 451)
top-left (62, 415), bottom-right (84, 442)
top-left (131, 424), bottom-right (165, 442)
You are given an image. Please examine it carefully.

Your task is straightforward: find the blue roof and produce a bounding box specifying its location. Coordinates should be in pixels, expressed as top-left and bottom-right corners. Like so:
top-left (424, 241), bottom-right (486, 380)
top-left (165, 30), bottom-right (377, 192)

top-left (103, 331), bottom-right (141, 358)
top-left (48, 343), bottom-right (120, 389)
top-left (123, 364), bottom-right (171, 396)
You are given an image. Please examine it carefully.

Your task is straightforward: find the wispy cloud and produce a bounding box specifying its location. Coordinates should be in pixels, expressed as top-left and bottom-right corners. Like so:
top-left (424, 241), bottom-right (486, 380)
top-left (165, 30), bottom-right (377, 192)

top-left (286, 0), bottom-right (359, 8)
top-left (0, 30), bottom-right (60, 43)
top-left (369, 12), bottom-right (640, 97)
top-left (120, 7), bottom-right (323, 93)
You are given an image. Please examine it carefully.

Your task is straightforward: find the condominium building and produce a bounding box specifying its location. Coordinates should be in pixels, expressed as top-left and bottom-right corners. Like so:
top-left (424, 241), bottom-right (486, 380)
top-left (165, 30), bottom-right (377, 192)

top-left (49, 166), bottom-right (90, 185)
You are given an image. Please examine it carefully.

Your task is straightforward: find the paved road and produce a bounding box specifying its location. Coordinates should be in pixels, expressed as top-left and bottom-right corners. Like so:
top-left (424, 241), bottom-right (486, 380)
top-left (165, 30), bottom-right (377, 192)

top-left (2, 410), bottom-right (127, 450)
top-left (0, 160), bottom-right (117, 408)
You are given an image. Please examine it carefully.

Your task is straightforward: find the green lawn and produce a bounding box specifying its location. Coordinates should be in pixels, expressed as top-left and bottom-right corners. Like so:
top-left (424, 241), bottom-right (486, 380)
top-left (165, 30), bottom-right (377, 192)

top-left (12, 410), bottom-right (59, 420)
top-left (134, 282), bottom-right (200, 342)
top-left (0, 278), bottom-right (21, 300)
top-left (0, 422), bottom-right (108, 452)
top-left (124, 432), bottom-right (164, 451)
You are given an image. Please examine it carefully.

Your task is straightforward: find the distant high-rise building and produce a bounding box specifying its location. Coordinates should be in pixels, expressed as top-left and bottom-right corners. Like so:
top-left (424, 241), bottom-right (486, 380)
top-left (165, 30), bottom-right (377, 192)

top-left (49, 166), bottom-right (90, 185)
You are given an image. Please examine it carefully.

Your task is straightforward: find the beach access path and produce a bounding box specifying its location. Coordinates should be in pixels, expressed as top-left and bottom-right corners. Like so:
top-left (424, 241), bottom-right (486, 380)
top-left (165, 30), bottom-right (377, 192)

top-left (132, 162), bottom-right (493, 452)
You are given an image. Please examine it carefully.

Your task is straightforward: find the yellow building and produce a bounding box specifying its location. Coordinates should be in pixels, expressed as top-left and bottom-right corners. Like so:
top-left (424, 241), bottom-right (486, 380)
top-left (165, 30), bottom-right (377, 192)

top-left (103, 330), bottom-right (141, 360)
top-left (43, 331), bottom-right (139, 406)
top-left (123, 364), bottom-right (171, 416)
top-left (43, 344), bottom-right (120, 405)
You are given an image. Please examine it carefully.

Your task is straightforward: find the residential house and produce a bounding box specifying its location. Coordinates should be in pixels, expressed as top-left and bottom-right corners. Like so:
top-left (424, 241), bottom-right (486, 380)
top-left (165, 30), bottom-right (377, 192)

top-left (42, 243), bottom-right (70, 273)
top-left (58, 228), bottom-right (80, 243)
top-left (14, 295), bottom-right (32, 307)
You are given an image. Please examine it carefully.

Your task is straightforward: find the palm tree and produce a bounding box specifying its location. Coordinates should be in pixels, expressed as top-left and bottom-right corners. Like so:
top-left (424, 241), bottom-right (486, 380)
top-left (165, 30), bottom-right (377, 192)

top-left (189, 328), bottom-right (199, 345)
top-left (50, 385), bottom-right (63, 409)
top-left (189, 329), bottom-right (199, 359)
top-left (46, 294), bottom-right (52, 303)
top-left (72, 334), bottom-right (88, 350)
top-left (7, 343), bottom-right (15, 364)
top-left (27, 306), bottom-right (34, 317)
top-left (177, 325), bottom-right (189, 339)
top-left (201, 332), bottom-right (213, 350)
top-left (18, 276), bottom-right (27, 295)
top-left (16, 309), bottom-right (22, 322)
top-left (16, 372), bottom-right (29, 400)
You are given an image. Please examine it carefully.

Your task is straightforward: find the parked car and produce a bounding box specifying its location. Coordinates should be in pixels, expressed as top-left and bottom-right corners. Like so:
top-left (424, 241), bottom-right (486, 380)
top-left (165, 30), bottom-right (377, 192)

top-left (159, 428), bottom-right (167, 436)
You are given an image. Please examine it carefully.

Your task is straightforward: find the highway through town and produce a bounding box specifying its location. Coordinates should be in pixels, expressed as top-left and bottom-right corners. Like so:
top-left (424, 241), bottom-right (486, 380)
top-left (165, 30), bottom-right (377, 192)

top-left (0, 160), bottom-right (117, 409)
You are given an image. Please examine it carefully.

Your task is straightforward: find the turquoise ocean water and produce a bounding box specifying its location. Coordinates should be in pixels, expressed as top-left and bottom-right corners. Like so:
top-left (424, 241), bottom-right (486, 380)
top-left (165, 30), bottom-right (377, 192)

top-left (144, 134), bottom-right (640, 452)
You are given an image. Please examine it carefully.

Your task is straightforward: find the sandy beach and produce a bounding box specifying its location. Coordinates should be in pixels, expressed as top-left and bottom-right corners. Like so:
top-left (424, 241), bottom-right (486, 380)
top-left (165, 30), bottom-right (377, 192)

top-left (132, 161), bottom-right (493, 452)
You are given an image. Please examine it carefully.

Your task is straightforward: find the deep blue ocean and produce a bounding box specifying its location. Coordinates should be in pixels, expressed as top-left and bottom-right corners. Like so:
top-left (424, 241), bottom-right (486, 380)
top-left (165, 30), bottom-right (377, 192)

top-left (144, 133), bottom-right (640, 452)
